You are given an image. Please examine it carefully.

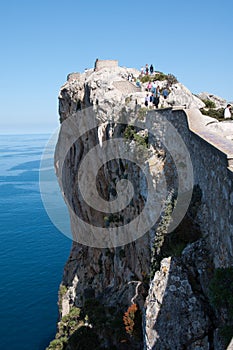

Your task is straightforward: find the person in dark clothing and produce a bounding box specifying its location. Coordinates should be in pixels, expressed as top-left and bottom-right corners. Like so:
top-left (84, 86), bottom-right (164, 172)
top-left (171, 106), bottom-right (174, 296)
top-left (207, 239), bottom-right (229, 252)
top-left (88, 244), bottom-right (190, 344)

top-left (145, 94), bottom-right (150, 107)
top-left (150, 93), bottom-right (153, 105)
top-left (153, 87), bottom-right (160, 108)
top-left (150, 64), bottom-right (154, 75)
top-left (153, 95), bottom-right (160, 109)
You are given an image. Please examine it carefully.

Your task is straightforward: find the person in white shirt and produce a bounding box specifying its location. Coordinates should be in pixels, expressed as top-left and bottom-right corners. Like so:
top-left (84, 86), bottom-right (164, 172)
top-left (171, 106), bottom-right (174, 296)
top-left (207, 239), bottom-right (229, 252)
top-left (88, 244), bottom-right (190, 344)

top-left (224, 104), bottom-right (232, 119)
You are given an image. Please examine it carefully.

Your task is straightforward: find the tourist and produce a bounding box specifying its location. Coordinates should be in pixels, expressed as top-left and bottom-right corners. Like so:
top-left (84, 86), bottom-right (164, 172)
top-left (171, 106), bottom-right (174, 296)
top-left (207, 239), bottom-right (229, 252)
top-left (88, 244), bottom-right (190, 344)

top-left (147, 81), bottom-right (152, 91)
top-left (145, 64), bottom-right (149, 75)
top-left (224, 104), bottom-right (232, 119)
top-left (128, 73), bottom-right (133, 82)
top-left (145, 94), bottom-right (150, 108)
top-left (150, 93), bottom-right (153, 105)
top-left (136, 78), bottom-right (141, 88)
top-left (150, 64), bottom-right (154, 75)
top-left (153, 87), bottom-right (160, 109)
top-left (151, 81), bottom-right (156, 93)
top-left (162, 88), bottom-right (169, 99)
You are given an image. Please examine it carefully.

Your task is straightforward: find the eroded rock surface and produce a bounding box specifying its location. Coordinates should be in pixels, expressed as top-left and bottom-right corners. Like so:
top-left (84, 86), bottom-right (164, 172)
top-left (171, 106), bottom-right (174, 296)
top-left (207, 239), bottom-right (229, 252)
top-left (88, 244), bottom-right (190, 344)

top-left (47, 63), bottom-right (232, 350)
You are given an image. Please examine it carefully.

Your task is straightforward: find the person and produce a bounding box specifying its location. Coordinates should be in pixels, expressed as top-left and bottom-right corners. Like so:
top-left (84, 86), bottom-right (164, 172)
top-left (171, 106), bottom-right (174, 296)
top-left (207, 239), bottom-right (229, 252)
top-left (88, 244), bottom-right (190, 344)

top-left (94, 58), bottom-right (99, 71)
top-left (136, 78), bottom-right (141, 88)
top-left (145, 64), bottom-right (149, 75)
top-left (224, 104), bottom-right (232, 119)
top-left (150, 93), bottom-right (153, 105)
top-left (162, 88), bottom-right (169, 99)
top-left (150, 64), bottom-right (154, 75)
top-left (128, 73), bottom-right (133, 82)
top-left (146, 81), bottom-right (152, 91)
top-left (153, 88), bottom-right (160, 109)
top-left (151, 81), bottom-right (156, 93)
top-left (145, 94), bottom-right (150, 107)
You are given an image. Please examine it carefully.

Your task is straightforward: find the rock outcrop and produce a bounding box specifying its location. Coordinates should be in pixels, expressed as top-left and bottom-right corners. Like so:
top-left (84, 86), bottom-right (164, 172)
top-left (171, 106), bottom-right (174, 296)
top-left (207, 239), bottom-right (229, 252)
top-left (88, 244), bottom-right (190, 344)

top-left (47, 62), bottom-right (233, 350)
top-left (58, 65), bottom-right (205, 124)
top-left (203, 117), bottom-right (233, 141)
top-left (197, 92), bottom-right (227, 109)
top-left (145, 241), bottom-right (213, 350)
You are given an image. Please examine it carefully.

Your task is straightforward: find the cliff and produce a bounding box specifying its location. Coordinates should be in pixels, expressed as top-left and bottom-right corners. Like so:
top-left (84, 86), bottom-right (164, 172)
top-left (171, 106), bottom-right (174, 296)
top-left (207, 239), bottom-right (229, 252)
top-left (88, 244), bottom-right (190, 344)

top-left (47, 62), bottom-right (233, 350)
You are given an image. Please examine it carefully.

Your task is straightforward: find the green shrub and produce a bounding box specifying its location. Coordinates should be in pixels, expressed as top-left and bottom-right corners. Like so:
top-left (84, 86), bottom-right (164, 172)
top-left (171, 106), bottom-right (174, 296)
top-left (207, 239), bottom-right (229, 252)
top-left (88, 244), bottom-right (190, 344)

top-left (47, 338), bottom-right (64, 350)
top-left (140, 75), bottom-right (151, 83)
top-left (124, 125), bottom-right (135, 140)
top-left (59, 285), bottom-right (67, 297)
top-left (201, 99), bottom-right (216, 108)
top-left (150, 186), bottom-right (202, 276)
top-left (124, 125), bottom-right (148, 148)
top-left (58, 284), bottom-right (67, 312)
top-left (154, 72), bottom-right (167, 81)
top-left (140, 72), bottom-right (178, 85)
top-left (200, 107), bottom-right (224, 120)
top-left (125, 96), bottom-right (132, 104)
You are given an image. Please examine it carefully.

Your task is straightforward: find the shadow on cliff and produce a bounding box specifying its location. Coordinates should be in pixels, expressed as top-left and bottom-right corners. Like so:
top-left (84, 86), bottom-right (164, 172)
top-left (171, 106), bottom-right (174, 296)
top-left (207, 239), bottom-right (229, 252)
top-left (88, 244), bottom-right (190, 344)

top-left (63, 298), bottom-right (143, 350)
top-left (146, 185), bottom-right (227, 350)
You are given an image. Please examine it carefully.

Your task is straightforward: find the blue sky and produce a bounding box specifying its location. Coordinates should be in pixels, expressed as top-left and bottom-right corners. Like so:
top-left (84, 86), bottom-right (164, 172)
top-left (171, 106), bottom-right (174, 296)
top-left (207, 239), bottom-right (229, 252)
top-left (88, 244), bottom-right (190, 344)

top-left (0, 0), bottom-right (232, 134)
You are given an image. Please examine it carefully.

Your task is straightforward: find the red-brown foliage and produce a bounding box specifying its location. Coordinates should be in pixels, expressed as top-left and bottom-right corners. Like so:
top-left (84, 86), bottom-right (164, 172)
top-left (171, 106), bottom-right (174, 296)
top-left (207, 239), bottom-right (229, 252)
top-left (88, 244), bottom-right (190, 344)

top-left (123, 303), bottom-right (138, 336)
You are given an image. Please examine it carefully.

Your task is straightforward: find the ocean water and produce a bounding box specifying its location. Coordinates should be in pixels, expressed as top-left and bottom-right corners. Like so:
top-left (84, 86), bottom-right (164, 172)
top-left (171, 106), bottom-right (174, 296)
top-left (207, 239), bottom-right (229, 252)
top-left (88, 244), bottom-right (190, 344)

top-left (0, 134), bottom-right (71, 350)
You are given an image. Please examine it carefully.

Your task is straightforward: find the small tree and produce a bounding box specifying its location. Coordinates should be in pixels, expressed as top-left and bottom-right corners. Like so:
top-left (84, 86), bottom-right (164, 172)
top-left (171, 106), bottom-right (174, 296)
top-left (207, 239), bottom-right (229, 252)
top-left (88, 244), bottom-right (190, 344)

top-left (123, 303), bottom-right (142, 340)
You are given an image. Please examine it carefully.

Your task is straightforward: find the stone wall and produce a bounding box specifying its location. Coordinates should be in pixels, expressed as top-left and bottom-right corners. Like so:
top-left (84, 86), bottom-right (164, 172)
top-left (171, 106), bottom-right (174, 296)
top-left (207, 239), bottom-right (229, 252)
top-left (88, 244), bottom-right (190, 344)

top-left (94, 59), bottom-right (118, 71)
top-left (147, 108), bottom-right (233, 267)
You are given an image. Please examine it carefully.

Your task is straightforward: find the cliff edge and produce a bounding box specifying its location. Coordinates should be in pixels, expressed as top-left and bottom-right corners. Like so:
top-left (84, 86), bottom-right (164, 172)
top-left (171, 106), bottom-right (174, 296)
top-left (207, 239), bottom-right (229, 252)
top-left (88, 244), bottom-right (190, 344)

top-left (46, 62), bottom-right (233, 350)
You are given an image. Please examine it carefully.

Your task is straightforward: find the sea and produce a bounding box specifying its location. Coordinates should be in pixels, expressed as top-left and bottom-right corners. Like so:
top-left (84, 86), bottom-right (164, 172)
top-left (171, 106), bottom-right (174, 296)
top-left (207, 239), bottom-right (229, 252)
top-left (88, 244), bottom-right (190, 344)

top-left (0, 134), bottom-right (72, 350)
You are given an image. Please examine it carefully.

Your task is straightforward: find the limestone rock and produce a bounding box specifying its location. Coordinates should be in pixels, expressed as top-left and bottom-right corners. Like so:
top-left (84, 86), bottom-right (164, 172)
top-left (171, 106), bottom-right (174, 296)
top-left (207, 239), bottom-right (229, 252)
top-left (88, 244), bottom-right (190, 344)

top-left (166, 83), bottom-right (205, 109)
top-left (59, 65), bottom-right (206, 125)
top-left (194, 113), bottom-right (233, 141)
top-left (205, 120), bottom-right (233, 141)
top-left (197, 92), bottom-right (227, 108)
top-left (144, 240), bottom-right (224, 350)
top-left (48, 62), bottom-right (231, 350)
top-left (145, 256), bottom-right (211, 350)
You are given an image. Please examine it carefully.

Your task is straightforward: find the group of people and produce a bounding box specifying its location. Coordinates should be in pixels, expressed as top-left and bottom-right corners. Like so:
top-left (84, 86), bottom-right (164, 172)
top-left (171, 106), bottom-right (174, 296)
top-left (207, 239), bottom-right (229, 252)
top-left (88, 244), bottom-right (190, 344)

top-left (127, 63), bottom-right (170, 108)
top-left (144, 82), bottom-right (169, 109)
top-left (141, 64), bottom-right (154, 75)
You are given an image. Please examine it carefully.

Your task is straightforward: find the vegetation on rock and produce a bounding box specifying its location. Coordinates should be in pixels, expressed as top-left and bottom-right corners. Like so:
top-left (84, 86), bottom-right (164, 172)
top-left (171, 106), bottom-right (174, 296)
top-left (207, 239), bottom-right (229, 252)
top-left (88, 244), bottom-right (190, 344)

top-left (150, 185), bottom-right (202, 276)
top-left (201, 99), bottom-right (216, 109)
top-left (124, 125), bottom-right (148, 149)
top-left (123, 303), bottom-right (142, 341)
top-left (140, 72), bottom-right (178, 85)
top-left (200, 107), bottom-right (225, 120)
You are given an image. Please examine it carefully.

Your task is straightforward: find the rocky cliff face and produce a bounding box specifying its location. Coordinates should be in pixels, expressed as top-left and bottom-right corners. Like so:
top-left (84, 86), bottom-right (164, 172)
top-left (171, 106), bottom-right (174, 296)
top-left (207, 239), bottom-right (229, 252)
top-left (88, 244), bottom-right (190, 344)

top-left (46, 64), bottom-right (232, 350)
